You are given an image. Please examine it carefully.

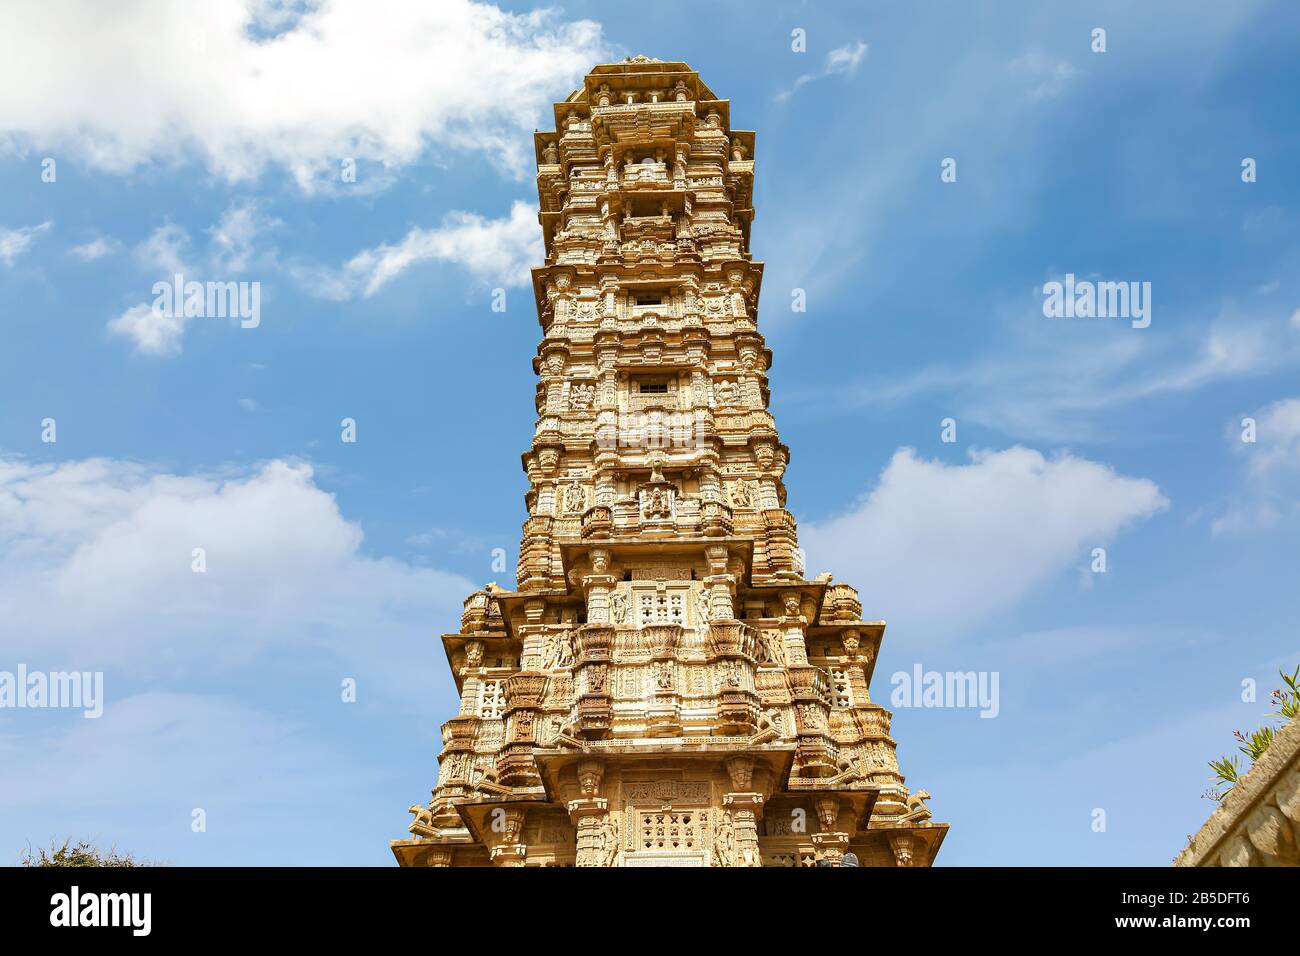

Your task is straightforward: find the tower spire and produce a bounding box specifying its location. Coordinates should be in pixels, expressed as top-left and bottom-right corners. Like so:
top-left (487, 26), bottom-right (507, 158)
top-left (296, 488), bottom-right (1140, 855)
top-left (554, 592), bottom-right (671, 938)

top-left (392, 58), bottom-right (947, 868)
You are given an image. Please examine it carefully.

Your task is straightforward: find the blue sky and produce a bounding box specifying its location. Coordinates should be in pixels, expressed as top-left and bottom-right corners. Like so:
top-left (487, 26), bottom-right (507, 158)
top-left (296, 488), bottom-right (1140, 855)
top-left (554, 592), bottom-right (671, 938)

top-left (1, 0), bottom-right (1298, 865)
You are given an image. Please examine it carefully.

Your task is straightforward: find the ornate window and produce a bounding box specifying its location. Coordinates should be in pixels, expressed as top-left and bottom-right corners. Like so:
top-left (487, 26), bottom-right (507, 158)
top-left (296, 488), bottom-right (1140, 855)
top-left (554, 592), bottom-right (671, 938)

top-left (637, 587), bottom-right (686, 625)
top-left (830, 667), bottom-right (852, 709)
top-left (477, 679), bottom-right (505, 719)
top-left (639, 811), bottom-right (698, 851)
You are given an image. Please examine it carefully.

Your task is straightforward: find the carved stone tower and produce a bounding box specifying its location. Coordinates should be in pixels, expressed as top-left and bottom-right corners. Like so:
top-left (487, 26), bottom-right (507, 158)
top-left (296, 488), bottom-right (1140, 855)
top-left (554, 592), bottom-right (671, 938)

top-left (392, 56), bottom-right (948, 867)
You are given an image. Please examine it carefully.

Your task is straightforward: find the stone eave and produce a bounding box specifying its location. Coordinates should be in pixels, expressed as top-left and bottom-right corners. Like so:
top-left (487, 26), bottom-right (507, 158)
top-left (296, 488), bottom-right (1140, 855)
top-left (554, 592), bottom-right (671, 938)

top-left (440, 630), bottom-right (517, 693)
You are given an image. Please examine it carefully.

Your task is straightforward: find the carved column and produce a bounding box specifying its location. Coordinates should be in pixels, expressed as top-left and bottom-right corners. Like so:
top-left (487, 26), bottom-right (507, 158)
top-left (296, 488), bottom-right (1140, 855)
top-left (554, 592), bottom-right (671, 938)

top-left (542, 352), bottom-right (566, 413)
top-left (709, 621), bottom-right (758, 735)
top-left (840, 629), bottom-right (873, 705)
top-left (888, 830), bottom-right (916, 867)
top-left (421, 847), bottom-right (454, 867)
top-left (457, 639), bottom-right (483, 716)
top-left (811, 795), bottom-right (849, 865)
top-left (488, 806), bottom-right (530, 867)
top-left (583, 548), bottom-right (615, 623)
top-left (644, 623), bottom-right (683, 736)
top-left (789, 593), bottom-right (834, 777)
top-left (704, 544), bottom-right (736, 619)
top-left (574, 623), bottom-right (613, 738)
top-left (567, 759), bottom-right (617, 867)
top-left (763, 508), bottom-right (799, 578)
top-left (497, 671), bottom-right (546, 786)
top-left (723, 756), bottom-right (763, 866)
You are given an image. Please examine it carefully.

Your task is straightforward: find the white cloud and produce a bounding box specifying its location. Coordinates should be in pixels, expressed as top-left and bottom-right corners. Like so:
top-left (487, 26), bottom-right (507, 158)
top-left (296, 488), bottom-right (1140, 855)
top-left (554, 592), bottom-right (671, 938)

top-left (1213, 397), bottom-right (1300, 533)
top-left (1007, 48), bottom-right (1078, 101)
top-left (801, 446), bottom-right (1168, 643)
top-left (0, 221), bottom-right (51, 264)
top-left (68, 236), bottom-right (121, 261)
top-left (776, 41), bottom-right (867, 103)
top-left (0, 0), bottom-right (607, 187)
top-left (0, 692), bottom-right (345, 813)
top-left (209, 202), bottom-right (281, 272)
top-left (298, 199), bottom-right (541, 298)
top-left (0, 456), bottom-right (471, 681)
top-left (106, 302), bottom-right (185, 356)
top-left (134, 222), bottom-right (191, 275)
top-left (109, 205), bottom-right (279, 355)
top-left (798, 303), bottom-right (1300, 442)
top-left (0, 690), bottom-right (371, 864)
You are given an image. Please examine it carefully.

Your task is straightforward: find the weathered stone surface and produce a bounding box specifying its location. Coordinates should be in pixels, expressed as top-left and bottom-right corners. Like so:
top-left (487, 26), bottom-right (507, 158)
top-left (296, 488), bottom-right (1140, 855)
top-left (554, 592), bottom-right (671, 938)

top-left (390, 56), bottom-right (948, 867)
top-left (1175, 715), bottom-right (1300, 866)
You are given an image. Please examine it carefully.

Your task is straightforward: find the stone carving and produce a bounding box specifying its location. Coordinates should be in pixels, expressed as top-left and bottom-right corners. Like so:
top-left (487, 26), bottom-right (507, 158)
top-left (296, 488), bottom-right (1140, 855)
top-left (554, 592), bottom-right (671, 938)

top-left (642, 486), bottom-right (671, 518)
top-left (1177, 716), bottom-right (1300, 867)
top-left (540, 632), bottom-right (575, 670)
top-left (730, 479), bottom-right (753, 509)
top-left (901, 790), bottom-right (932, 824)
top-left (391, 56), bottom-right (947, 869)
top-left (570, 381), bottom-right (595, 409)
top-left (587, 815), bottom-right (617, 867)
top-left (653, 659), bottom-right (675, 690)
top-left (713, 810), bottom-right (736, 866)
top-left (465, 641), bottom-right (483, 668)
top-left (694, 588), bottom-right (711, 628)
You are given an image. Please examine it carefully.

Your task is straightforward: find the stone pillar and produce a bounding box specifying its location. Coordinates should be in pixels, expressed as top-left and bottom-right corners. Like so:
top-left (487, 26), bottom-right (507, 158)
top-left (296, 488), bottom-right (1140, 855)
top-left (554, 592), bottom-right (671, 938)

top-left (489, 807), bottom-right (529, 867)
top-left (600, 276), bottom-right (619, 318)
top-left (583, 548), bottom-right (615, 623)
top-left (518, 516), bottom-right (553, 589)
top-left (698, 464), bottom-right (722, 503)
top-left (888, 830), bottom-right (916, 867)
top-left (497, 672), bottom-right (546, 786)
top-left (704, 544), bottom-right (736, 619)
top-left (421, 847), bottom-right (454, 867)
top-left (724, 756), bottom-right (764, 866)
top-left (673, 144), bottom-right (688, 189)
top-left (456, 639), bottom-right (485, 717)
top-left (812, 795), bottom-right (849, 865)
top-left (573, 623), bottom-right (613, 738)
top-left (763, 509), bottom-right (799, 578)
top-left (644, 623), bottom-right (683, 736)
top-left (840, 628), bottom-right (873, 705)
top-left (568, 759), bottom-right (617, 867)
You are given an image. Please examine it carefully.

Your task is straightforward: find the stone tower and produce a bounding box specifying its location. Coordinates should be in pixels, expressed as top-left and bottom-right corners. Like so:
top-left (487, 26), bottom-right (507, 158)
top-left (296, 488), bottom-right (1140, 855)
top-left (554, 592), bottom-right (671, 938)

top-left (392, 56), bottom-right (947, 867)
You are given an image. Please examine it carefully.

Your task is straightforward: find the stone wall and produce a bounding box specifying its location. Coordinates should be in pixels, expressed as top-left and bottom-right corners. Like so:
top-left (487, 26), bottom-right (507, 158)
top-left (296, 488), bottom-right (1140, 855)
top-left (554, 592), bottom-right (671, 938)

top-left (1175, 716), bottom-right (1300, 866)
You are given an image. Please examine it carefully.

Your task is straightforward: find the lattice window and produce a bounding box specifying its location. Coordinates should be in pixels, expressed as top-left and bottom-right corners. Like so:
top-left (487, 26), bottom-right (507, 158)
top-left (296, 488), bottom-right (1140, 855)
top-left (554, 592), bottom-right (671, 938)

top-left (830, 667), bottom-right (852, 709)
top-left (639, 811), bottom-right (698, 851)
top-left (635, 586), bottom-right (688, 627)
top-left (477, 679), bottom-right (505, 719)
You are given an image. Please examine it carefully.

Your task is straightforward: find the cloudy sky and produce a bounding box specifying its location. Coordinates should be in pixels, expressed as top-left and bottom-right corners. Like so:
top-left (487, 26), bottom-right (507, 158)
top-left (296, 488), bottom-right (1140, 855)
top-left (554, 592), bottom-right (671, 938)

top-left (1, 0), bottom-right (1297, 866)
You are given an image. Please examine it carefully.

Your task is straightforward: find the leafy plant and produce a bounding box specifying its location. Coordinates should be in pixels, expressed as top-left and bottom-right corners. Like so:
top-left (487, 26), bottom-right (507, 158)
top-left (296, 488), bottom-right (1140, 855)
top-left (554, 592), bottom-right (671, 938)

top-left (1207, 665), bottom-right (1300, 800)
